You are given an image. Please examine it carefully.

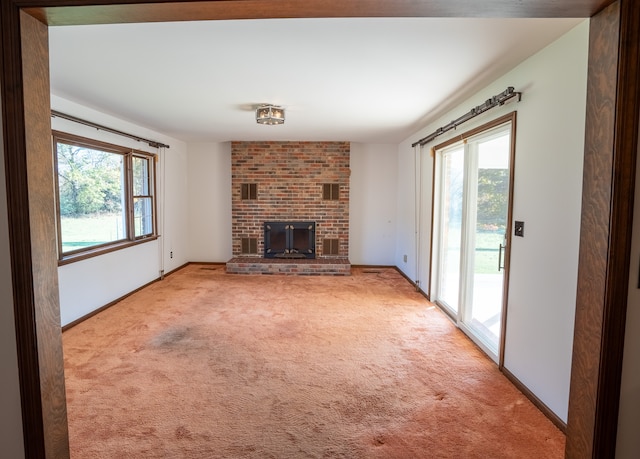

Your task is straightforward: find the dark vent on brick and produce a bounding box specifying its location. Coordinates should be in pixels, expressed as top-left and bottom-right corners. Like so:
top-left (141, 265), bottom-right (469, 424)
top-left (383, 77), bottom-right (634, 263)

top-left (323, 238), bottom-right (340, 255)
top-left (241, 238), bottom-right (258, 254)
top-left (241, 183), bottom-right (257, 200)
top-left (322, 183), bottom-right (339, 201)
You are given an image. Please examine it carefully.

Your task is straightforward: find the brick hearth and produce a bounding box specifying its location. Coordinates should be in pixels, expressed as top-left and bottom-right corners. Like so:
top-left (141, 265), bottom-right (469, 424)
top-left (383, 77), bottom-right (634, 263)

top-left (226, 257), bottom-right (351, 275)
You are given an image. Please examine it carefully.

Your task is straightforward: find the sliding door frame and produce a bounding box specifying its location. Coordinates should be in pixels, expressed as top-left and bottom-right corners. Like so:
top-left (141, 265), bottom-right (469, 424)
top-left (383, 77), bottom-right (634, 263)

top-left (429, 112), bottom-right (517, 367)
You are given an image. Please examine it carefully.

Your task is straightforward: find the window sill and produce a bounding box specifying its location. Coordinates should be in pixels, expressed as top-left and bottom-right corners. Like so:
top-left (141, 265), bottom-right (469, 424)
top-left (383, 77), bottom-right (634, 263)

top-left (58, 235), bottom-right (159, 266)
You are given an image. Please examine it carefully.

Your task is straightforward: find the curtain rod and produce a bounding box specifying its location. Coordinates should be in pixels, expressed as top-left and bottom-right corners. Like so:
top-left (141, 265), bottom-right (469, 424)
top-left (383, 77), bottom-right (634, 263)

top-left (411, 86), bottom-right (521, 148)
top-left (51, 110), bottom-right (170, 149)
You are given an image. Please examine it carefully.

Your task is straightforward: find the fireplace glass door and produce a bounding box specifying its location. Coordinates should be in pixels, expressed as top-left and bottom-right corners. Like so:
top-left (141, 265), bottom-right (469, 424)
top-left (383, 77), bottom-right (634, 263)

top-left (264, 222), bottom-right (316, 258)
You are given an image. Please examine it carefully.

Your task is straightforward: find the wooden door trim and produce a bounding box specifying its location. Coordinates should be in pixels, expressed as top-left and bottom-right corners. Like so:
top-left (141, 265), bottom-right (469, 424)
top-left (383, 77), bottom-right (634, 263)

top-left (1, 4), bottom-right (46, 457)
top-left (566, 0), bottom-right (640, 457)
top-left (20, 0), bottom-right (615, 26)
top-left (0, 1), bottom-right (632, 458)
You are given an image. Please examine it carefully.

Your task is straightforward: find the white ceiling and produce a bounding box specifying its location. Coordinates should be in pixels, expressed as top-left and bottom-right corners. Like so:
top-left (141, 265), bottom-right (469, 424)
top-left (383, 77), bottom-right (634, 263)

top-left (48, 17), bottom-right (583, 144)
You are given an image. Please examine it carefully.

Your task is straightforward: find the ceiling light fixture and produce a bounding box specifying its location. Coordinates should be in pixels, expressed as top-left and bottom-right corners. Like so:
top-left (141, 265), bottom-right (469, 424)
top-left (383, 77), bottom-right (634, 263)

top-left (256, 104), bottom-right (285, 125)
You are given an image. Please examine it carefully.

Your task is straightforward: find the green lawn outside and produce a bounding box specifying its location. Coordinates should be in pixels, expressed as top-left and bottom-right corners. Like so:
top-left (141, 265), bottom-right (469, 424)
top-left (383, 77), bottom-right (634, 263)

top-left (474, 231), bottom-right (505, 274)
top-left (61, 214), bottom-right (125, 252)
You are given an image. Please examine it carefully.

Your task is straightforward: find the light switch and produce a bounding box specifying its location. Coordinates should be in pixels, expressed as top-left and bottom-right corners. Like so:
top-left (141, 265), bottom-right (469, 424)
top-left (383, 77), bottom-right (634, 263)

top-left (514, 221), bottom-right (524, 237)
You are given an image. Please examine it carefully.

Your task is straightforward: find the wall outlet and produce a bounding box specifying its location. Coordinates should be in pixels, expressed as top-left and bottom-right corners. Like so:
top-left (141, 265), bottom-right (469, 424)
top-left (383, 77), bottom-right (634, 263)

top-left (403, 254), bottom-right (407, 263)
top-left (170, 251), bottom-right (173, 258)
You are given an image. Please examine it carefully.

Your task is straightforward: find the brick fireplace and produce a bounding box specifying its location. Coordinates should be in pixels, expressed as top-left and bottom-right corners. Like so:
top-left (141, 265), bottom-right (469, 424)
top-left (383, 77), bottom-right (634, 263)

top-left (227, 141), bottom-right (350, 274)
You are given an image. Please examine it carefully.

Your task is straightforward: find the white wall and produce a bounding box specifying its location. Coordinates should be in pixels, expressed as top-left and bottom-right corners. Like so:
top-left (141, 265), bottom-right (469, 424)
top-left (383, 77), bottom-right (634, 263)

top-left (349, 143), bottom-right (398, 265)
top-left (187, 142), bottom-right (232, 262)
top-left (0, 86), bottom-right (26, 459)
top-left (503, 22), bottom-right (588, 422)
top-left (58, 243), bottom-right (161, 325)
top-left (395, 20), bottom-right (589, 421)
top-left (616, 124), bottom-right (640, 458)
top-left (161, 134), bottom-right (190, 273)
top-left (52, 96), bottom-right (189, 327)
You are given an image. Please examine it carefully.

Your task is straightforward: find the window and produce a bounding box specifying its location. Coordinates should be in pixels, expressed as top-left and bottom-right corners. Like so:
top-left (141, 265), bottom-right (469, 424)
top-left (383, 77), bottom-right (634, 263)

top-left (132, 155), bottom-right (154, 237)
top-left (53, 131), bottom-right (157, 262)
top-left (322, 183), bottom-right (340, 200)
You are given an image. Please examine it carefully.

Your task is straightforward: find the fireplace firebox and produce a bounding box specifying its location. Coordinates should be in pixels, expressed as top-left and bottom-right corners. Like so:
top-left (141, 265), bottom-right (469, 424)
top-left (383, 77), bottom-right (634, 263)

top-left (264, 222), bottom-right (316, 259)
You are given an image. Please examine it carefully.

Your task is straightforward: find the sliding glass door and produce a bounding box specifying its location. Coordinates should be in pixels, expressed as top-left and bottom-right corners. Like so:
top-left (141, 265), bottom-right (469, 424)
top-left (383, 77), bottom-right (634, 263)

top-left (432, 118), bottom-right (514, 362)
top-left (437, 145), bottom-right (465, 314)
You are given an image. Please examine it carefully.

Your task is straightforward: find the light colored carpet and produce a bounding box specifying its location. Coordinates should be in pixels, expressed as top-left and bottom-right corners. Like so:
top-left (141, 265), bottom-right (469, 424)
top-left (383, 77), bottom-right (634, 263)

top-left (63, 264), bottom-right (564, 458)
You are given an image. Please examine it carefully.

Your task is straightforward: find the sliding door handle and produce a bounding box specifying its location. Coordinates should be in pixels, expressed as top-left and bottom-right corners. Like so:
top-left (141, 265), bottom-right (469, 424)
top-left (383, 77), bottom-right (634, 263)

top-left (498, 244), bottom-right (506, 271)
